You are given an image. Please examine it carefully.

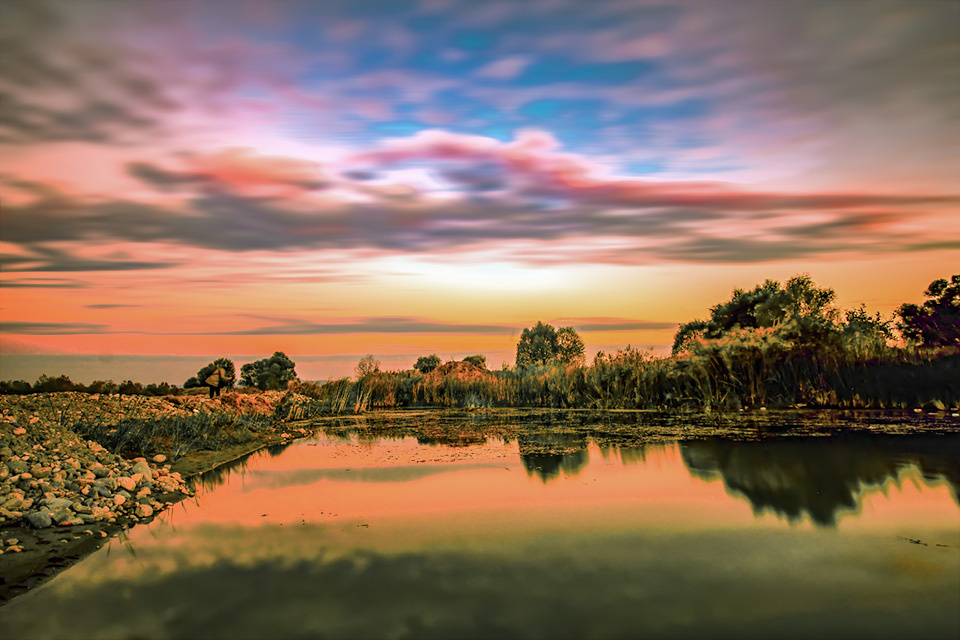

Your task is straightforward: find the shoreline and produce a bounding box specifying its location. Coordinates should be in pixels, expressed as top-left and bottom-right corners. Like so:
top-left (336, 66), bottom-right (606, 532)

top-left (1, 395), bottom-right (956, 606)
top-left (0, 419), bottom-right (325, 605)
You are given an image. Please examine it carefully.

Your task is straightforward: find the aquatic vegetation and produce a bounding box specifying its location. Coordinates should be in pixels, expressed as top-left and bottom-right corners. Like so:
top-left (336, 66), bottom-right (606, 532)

top-left (68, 411), bottom-right (274, 461)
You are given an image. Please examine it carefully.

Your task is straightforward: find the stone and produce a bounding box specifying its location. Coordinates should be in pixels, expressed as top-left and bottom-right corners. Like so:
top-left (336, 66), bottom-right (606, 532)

top-left (131, 460), bottom-right (152, 478)
top-left (30, 464), bottom-right (52, 479)
top-left (25, 511), bottom-right (53, 528)
top-left (135, 504), bottom-right (154, 518)
top-left (89, 464), bottom-right (110, 478)
top-left (50, 507), bottom-right (72, 523)
top-left (58, 517), bottom-right (84, 527)
top-left (152, 454), bottom-right (167, 464)
top-left (6, 460), bottom-right (28, 475)
top-left (117, 476), bottom-right (137, 492)
top-left (113, 495), bottom-right (126, 506)
top-left (40, 497), bottom-right (73, 510)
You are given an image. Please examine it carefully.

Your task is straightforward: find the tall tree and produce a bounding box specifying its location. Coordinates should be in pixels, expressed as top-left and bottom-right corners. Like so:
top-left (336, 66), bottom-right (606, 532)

top-left (516, 322), bottom-right (585, 367)
top-left (355, 354), bottom-right (381, 378)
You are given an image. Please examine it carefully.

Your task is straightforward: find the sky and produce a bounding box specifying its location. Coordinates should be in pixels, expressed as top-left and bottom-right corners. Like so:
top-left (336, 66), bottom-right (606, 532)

top-left (1, 0), bottom-right (958, 383)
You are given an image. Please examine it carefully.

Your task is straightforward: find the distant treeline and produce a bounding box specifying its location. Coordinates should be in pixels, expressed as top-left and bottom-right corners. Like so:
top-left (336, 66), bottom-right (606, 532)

top-left (3, 274), bottom-right (957, 412)
top-left (0, 375), bottom-right (187, 396)
top-left (281, 273), bottom-right (960, 415)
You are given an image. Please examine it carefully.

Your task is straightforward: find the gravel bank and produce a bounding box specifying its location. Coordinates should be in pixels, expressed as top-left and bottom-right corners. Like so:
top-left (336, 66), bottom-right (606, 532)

top-left (0, 390), bottom-right (317, 603)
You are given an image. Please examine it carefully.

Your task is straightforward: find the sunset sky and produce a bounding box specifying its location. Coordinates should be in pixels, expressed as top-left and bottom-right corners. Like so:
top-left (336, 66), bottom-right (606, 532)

top-left (1, 0), bottom-right (958, 383)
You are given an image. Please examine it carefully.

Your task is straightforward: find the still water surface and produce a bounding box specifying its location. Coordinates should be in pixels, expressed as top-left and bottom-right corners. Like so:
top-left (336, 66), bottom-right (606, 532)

top-left (3, 411), bottom-right (959, 639)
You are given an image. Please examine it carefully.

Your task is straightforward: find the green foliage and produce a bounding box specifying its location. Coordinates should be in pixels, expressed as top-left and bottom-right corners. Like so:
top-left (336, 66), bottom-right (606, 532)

top-left (184, 376), bottom-right (202, 389)
top-left (70, 411), bottom-right (272, 460)
top-left (118, 380), bottom-right (143, 396)
top-left (516, 322), bottom-right (586, 367)
top-left (33, 374), bottom-right (80, 393)
top-left (897, 275), bottom-right (960, 347)
top-left (197, 357), bottom-right (236, 388)
top-left (414, 354), bottom-right (442, 374)
top-left (463, 354), bottom-right (487, 370)
top-left (0, 380), bottom-right (32, 394)
top-left (355, 354), bottom-right (381, 379)
top-left (240, 352), bottom-right (298, 390)
top-left (673, 274), bottom-right (839, 354)
top-left (556, 327), bottom-right (586, 366)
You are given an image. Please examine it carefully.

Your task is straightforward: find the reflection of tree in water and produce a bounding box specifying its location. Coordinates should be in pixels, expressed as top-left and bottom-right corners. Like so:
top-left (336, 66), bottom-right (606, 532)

top-left (519, 432), bottom-right (589, 482)
top-left (680, 435), bottom-right (960, 527)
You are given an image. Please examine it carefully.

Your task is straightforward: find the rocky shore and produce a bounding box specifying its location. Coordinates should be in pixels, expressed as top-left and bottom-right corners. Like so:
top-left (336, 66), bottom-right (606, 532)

top-left (0, 390), bottom-right (316, 602)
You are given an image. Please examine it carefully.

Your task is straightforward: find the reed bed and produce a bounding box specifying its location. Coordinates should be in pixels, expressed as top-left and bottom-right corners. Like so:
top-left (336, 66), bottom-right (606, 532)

top-left (306, 336), bottom-right (959, 414)
top-left (67, 411), bottom-right (274, 461)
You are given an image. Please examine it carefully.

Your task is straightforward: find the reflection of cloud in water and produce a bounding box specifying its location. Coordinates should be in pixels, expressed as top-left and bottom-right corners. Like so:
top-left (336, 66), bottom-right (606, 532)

top-left (239, 462), bottom-right (505, 491)
top-left (6, 528), bottom-right (958, 640)
top-left (680, 435), bottom-right (960, 527)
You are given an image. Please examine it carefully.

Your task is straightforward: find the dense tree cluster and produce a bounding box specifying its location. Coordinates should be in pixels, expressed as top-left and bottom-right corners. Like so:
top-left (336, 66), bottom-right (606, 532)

top-left (414, 354), bottom-right (441, 374)
top-left (240, 351), bottom-right (298, 390)
top-left (896, 275), bottom-right (959, 347)
top-left (515, 322), bottom-right (586, 367)
top-left (672, 275), bottom-right (842, 353)
top-left (462, 354), bottom-right (487, 370)
top-left (0, 375), bottom-right (179, 396)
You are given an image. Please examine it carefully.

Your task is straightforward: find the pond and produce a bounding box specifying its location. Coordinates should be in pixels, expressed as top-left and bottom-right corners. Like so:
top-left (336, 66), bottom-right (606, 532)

top-left (2, 410), bottom-right (959, 639)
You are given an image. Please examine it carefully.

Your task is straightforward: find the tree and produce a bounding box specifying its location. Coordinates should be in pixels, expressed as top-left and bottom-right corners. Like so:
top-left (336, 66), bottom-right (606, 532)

top-left (197, 358), bottom-right (236, 389)
top-left (462, 354), bottom-right (487, 370)
top-left (516, 322), bottom-right (586, 367)
top-left (414, 354), bottom-right (441, 374)
top-left (672, 274), bottom-right (840, 353)
top-left (355, 354), bottom-right (380, 378)
top-left (34, 374), bottom-right (78, 393)
top-left (240, 352), bottom-right (298, 390)
top-left (556, 327), bottom-right (586, 366)
top-left (842, 304), bottom-right (893, 341)
top-left (896, 275), bottom-right (960, 347)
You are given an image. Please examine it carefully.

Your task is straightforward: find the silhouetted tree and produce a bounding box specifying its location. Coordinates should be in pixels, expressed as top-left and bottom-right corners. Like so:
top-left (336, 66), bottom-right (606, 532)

top-left (414, 354), bottom-right (441, 374)
top-left (896, 275), bottom-right (960, 347)
top-left (355, 354), bottom-right (380, 378)
top-left (34, 374), bottom-right (78, 393)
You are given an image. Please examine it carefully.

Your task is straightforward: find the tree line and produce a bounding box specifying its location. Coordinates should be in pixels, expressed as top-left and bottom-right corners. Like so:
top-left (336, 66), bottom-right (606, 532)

top-left (2, 275), bottom-right (956, 407)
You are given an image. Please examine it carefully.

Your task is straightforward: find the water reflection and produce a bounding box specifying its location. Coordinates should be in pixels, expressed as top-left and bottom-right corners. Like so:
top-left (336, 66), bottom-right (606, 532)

top-left (3, 414), bottom-right (958, 640)
top-left (518, 432), bottom-right (590, 481)
top-left (681, 435), bottom-right (960, 526)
